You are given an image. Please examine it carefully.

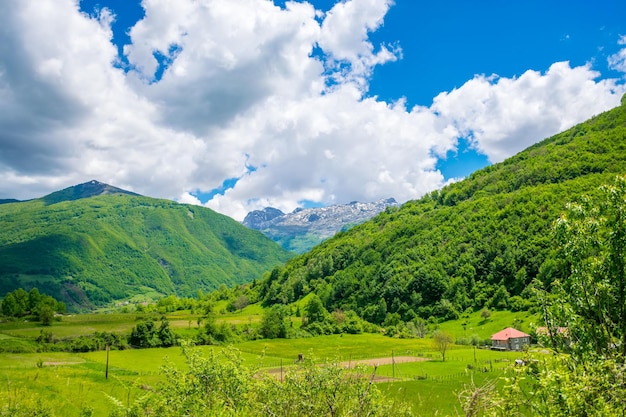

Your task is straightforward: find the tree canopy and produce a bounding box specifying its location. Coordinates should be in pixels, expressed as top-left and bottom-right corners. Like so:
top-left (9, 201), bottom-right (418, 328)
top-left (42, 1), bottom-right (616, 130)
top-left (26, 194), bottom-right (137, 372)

top-left (1, 287), bottom-right (65, 325)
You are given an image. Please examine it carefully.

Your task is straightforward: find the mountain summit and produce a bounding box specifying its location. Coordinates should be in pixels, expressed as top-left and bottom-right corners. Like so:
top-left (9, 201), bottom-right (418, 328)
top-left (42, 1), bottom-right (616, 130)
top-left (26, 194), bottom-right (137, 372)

top-left (40, 180), bottom-right (140, 205)
top-left (243, 198), bottom-right (399, 253)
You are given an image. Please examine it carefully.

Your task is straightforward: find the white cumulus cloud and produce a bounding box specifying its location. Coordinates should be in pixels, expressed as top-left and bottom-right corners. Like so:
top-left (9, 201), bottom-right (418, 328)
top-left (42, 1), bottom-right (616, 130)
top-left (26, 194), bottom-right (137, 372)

top-left (432, 62), bottom-right (626, 163)
top-left (0, 0), bottom-right (624, 221)
top-left (608, 35), bottom-right (626, 74)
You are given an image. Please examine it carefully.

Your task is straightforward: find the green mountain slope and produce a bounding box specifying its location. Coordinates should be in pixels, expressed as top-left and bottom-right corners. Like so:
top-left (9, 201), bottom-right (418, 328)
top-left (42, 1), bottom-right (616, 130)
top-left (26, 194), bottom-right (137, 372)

top-left (0, 187), bottom-right (292, 310)
top-left (258, 97), bottom-right (626, 323)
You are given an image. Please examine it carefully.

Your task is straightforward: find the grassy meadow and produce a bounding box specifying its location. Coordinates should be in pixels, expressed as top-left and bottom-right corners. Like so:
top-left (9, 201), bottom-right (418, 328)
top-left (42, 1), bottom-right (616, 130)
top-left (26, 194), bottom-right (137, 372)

top-left (0, 336), bottom-right (525, 416)
top-left (0, 307), bottom-right (539, 416)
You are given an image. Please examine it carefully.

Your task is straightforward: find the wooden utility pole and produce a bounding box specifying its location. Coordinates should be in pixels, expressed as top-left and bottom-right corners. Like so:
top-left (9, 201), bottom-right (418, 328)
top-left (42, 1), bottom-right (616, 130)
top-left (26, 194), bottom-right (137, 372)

top-left (105, 344), bottom-right (110, 380)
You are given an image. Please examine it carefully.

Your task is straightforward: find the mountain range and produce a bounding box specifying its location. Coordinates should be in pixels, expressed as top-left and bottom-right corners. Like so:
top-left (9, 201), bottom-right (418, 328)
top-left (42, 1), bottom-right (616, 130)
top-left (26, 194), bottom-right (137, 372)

top-left (2, 95), bottom-right (625, 316)
top-left (0, 181), bottom-right (292, 310)
top-left (243, 198), bottom-right (399, 253)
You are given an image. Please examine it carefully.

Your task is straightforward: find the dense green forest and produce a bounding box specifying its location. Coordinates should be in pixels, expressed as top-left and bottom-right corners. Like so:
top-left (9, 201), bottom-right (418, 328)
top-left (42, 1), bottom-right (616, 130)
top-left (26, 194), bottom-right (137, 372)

top-left (257, 97), bottom-right (626, 324)
top-left (0, 188), bottom-right (292, 310)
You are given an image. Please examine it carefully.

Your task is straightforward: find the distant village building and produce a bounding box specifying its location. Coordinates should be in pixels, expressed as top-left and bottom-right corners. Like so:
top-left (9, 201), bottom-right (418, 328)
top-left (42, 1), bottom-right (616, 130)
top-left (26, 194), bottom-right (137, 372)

top-left (491, 327), bottom-right (531, 351)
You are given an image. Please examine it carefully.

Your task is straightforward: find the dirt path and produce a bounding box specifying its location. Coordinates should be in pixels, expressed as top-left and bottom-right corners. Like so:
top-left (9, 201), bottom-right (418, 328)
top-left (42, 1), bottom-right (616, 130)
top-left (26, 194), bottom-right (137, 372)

top-left (339, 356), bottom-right (429, 367)
top-left (42, 361), bottom-right (83, 366)
top-left (262, 356), bottom-right (430, 382)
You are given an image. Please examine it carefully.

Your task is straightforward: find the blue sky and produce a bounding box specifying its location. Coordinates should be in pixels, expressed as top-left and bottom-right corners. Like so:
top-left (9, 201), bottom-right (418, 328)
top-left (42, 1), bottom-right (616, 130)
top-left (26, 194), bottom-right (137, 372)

top-left (367, 1), bottom-right (625, 104)
top-left (0, 0), bottom-right (625, 219)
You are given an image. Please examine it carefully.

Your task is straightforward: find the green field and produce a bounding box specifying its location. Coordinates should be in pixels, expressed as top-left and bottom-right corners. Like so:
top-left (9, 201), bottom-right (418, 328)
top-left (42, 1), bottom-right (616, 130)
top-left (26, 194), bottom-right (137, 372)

top-left (0, 307), bottom-right (541, 416)
top-left (0, 331), bottom-right (529, 416)
top-left (436, 309), bottom-right (540, 341)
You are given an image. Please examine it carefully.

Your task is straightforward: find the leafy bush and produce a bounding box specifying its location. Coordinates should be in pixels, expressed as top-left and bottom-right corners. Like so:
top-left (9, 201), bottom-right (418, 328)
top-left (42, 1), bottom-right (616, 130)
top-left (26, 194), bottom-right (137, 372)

top-left (128, 317), bottom-right (177, 348)
top-left (107, 344), bottom-right (413, 417)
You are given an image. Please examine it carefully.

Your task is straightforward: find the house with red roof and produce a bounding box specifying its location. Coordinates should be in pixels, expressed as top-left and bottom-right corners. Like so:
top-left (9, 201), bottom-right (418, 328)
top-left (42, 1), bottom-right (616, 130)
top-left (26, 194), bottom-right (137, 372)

top-left (491, 327), bottom-right (531, 351)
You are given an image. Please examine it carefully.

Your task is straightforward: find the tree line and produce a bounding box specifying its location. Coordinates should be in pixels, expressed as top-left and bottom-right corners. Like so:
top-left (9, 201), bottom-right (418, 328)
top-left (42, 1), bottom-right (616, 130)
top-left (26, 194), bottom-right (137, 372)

top-left (1, 287), bottom-right (65, 325)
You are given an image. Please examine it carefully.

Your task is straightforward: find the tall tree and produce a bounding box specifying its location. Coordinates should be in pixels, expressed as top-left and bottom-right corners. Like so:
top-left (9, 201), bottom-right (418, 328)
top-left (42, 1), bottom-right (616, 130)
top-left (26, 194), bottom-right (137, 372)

top-left (39, 304), bottom-right (54, 326)
top-left (1, 293), bottom-right (17, 317)
top-left (304, 294), bottom-right (327, 325)
top-left (260, 305), bottom-right (289, 339)
top-left (28, 288), bottom-right (41, 311)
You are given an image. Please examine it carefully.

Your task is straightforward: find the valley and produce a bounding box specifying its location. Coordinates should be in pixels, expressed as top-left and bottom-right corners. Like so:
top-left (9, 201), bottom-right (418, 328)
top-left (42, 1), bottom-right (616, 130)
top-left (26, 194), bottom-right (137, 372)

top-left (0, 98), bottom-right (625, 415)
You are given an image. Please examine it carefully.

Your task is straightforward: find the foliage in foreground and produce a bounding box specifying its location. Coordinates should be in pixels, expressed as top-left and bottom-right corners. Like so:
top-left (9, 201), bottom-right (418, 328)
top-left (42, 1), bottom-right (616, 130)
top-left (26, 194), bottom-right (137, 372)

top-left (0, 401), bottom-right (53, 417)
top-left (108, 344), bottom-right (413, 417)
top-left (465, 353), bottom-right (626, 417)
top-left (465, 176), bottom-right (626, 416)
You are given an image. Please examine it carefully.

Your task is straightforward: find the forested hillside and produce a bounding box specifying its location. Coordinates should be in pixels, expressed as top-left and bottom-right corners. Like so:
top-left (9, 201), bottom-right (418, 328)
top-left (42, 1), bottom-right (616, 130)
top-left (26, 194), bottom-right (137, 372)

top-left (257, 96), bottom-right (626, 323)
top-left (0, 190), bottom-right (292, 310)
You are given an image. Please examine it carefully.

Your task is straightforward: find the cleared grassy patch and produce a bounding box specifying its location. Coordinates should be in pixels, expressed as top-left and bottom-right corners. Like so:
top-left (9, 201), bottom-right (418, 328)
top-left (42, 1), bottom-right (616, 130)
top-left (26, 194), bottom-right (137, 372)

top-left (236, 333), bottom-right (435, 361)
top-left (0, 314), bottom-right (136, 339)
top-left (437, 309), bottom-right (540, 342)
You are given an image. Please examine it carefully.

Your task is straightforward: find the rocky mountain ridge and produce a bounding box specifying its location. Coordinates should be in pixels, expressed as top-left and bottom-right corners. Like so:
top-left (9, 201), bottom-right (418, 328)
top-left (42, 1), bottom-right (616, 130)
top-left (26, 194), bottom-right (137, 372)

top-left (243, 198), bottom-right (399, 252)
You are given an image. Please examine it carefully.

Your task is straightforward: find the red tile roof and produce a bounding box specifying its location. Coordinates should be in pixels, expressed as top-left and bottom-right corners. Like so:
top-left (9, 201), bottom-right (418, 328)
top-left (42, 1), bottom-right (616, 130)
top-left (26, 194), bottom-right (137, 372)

top-left (491, 327), bottom-right (530, 341)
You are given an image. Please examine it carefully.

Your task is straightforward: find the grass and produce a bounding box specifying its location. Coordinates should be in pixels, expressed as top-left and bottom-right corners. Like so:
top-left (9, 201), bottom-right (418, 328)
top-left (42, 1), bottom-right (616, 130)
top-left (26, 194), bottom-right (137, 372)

top-left (0, 308), bottom-right (259, 340)
top-left (383, 371), bottom-right (504, 417)
top-left (0, 332), bottom-right (526, 416)
top-left (0, 309), bottom-right (542, 416)
top-left (0, 352), bottom-right (147, 416)
top-left (0, 314), bottom-right (137, 339)
top-left (236, 333), bottom-right (436, 361)
top-left (232, 332), bottom-right (527, 417)
top-left (0, 340), bottom-right (519, 417)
